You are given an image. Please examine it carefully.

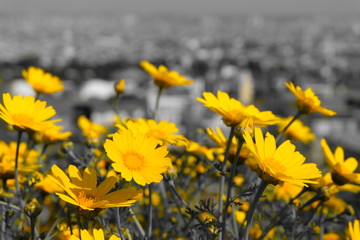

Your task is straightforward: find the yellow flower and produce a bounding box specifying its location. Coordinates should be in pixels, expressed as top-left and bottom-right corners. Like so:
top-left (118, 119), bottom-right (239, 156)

top-left (285, 82), bottom-right (336, 116)
top-left (197, 91), bottom-right (279, 128)
top-left (347, 219), bottom-right (360, 240)
top-left (33, 125), bottom-right (72, 145)
top-left (114, 79), bottom-right (125, 95)
top-left (321, 138), bottom-right (360, 185)
top-left (140, 61), bottom-right (193, 89)
top-left (243, 127), bottom-right (322, 186)
top-left (78, 115), bottom-right (107, 141)
top-left (116, 118), bottom-right (188, 146)
top-left (0, 93), bottom-right (60, 132)
top-left (277, 117), bottom-right (315, 144)
top-left (185, 140), bottom-right (217, 161)
top-left (69, 229), bottom-right (120, 240)
top-left (22, 66), bottom-right (64, 95)
top-left (269, 182), bottom-right (303, 202)
top-left (104, 130), bottom-right (171, 186)
top-left (49, 164), bottom-right (140, 214)
top-left (0, 141), bottom-right (41, 179)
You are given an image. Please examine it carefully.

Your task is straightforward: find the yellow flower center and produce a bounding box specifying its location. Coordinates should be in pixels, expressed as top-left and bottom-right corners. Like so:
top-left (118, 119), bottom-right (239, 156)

top-left (12, 114), bottom-right (33, 126)
top-left (263, 158), bottom-right (286, 173)
top-left (123, 152), bottom-right (144, 171)
top-left (77, 191), bottom-right (98, 208)
top-left (147, 129), bottom-right (165, 139)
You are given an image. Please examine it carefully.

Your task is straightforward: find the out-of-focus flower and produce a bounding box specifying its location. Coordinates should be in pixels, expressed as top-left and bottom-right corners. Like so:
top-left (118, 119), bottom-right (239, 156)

top-left (269, 182), bottom-right (304, 203)
top-left (104, 130), bottom-right (171, 186)
top-left (0, 93), bottom-right (60, 132)
top-left (116, 118), bottom-right (187, 146)
top-left (22, 66), bottom-right (64, 95)
top-left (197, 91), bottom-right (278, 129)
top-left (32, 125), bottom-right (72, 145)
top-left (114, 79), bottom-right (125, 96)
top-left (140, 61), bottom-right (193, 89)
top-left (285, 82), bottom-right (336, 116)
top-left (77, 115), bottom-right (107, 142)
top-left (0, 141), bottom-right (40, 180)
top-left (49, 164), bottom-right (140, 216)
top-left (184, 140), bottom-right (217, 161)
top-left (347, 219), bottom-right (360, 240)
top-left (321, 138), bottom-right (360, 185)
top-left (243, 127), bottom-right (322, 186)
top-left (277, 117), bottom-right (315, 144)
top-left (69, 229), bottom-right (120, 240)
top-left (24, 198), bottom-right (42, 218)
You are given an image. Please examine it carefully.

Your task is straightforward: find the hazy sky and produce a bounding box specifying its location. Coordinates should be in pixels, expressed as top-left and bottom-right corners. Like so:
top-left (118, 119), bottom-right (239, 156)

top-left (2, 0), bottom-right (360, 16)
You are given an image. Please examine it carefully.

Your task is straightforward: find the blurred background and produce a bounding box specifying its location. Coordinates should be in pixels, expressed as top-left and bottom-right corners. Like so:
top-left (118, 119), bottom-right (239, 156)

top-left (1, 0), bottom-right (360, 158)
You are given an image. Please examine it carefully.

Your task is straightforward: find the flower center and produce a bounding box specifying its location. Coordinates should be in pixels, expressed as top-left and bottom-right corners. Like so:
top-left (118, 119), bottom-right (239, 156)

top-left (263, 158), bottom-right (286, 173)
top-left (77, 191), bottom-right (98, 208)
top-left (12, 114), bottom-right (33, 126)
top-left (123, 152), bottom-right (144, 171)
top-left (147, 129), bottom-right (165, 139)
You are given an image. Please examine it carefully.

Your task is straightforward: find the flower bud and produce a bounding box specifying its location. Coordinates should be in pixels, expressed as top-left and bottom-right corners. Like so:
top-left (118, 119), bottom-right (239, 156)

top-left (24, 198), bottom-right (42, 218)
top-left (114, 79), bottom-right (125, 96)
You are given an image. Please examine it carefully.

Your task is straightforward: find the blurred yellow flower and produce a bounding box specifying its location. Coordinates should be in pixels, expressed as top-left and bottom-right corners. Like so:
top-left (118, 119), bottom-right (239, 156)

top-left (49, 164), bottom-right (140, 215)
top-left (116, 118), bottom-right (187, 146)
top-left (0, 141), bottom-right (41, 180)
top-left (114, 79), bottom-right (125, 95)
top-left (277, 117), bottom-right (315, 144)
top-left (78, 115), bottom-right (107, 141)
top-left (269, 182), bottom-right (303, 202)
top-left (104, 130), bottom-right (171, 186)
top-left (197, 91), bottom-right (279, 128)
top-left (243, 127), bottom-right (322, 186)
top-left (347, 219), bottom-right (360, 240)
top-left (69, 229), bottom-right (120, 240)
top-left (285, 82), bottom-right (336, 116)
top-left (321, 138), bottom-right (360, 185)
top-left (33, 125), bottom-right (72, 145)
top-left (140, 61), bottom-right (193, 89)
top-left (184, 140), bottom-right (217, 161)
top-left (22, 66), bottom-right (64, 95)
top-left (0, 93), bottom-right (60, 132)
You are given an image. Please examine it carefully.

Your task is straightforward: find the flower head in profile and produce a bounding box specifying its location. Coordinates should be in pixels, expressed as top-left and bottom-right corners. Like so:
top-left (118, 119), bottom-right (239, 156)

top-left (197, 91), bottom-right (279, 129)
top-left (116, 118), bottom-right (187, 146)
top-left (114, 79), bottom-right (125, 96)
top-left (140, 61), bottom-right (193, 89)
top-left (0, 141), bottom-right (41, 179)
top-left (104, 130), bottom-right (171, 186)
top-left (49, 164), bottom-right (140, 216)
top-left (321, 138), bottom-right (360, 185)
top-left (69, 229), bottom-right (120, 240)
top-left (33, 125), bottom-right (72, 145)
top-left (22, 66), bottom-right (64, 95)
top-left (0, 93), bottom-right (60, 132)
top-left (243, 127), bottom-right (322, 186)
top-left (347, 219), bottom-right (360, 240)
top-left (78, 115), bottom-right (107, 142)
top-left (277, 117), bottom-right (315, 144)
top-left (285, 82), bottom-right (336, 116)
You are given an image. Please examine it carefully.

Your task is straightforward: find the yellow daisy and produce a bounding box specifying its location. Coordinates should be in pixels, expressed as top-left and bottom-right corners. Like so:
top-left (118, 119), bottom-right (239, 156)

top-left (197, 91), bottom-right (279, 128)
top-left (114, 79), bottom-right (125, 95)
top-left (49, 164), bottom-right (140, 215)
top-left (140, 61), bottom-right (193, 89)
top-left (104, 130), bottom-right (172, 186)
top-left (33, 125), bottom-right (72, 145)
top-left (116, 118), bottom-right (187, 146)
top-left (184, 140), bottom-right (217, 161)
top-left (0, 141), bottom-right (41, 180)
top-left (0, 93), bottom-right (60, 132)
top-left (78, 115), bottom-right (107, 141)
top-left (321, 138), bottom-right (360, 185)
top-left (22, 66), bottom-right (64, 95)
top-left (285, 82), bottom-right (336, 116)
top-left (277, 117), bottom-right (315, 144)
top-left (243, 127), bottom-right (322, 186)
top-left (69, 229), bottom-right (120, 240)
top-left (347, 219), bottom-right (360, 240)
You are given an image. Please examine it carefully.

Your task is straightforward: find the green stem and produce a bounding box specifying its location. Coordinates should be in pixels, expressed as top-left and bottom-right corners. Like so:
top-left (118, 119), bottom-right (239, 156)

top-left (243, 180), bottom-right (268, 240)
top-left (154, 87), bottom-right (164, 121)
top-left (218, 127), bottom-right (235, 240)
top-left (129, 208), bottom-right (145, 238)
top-left (222, 139), bottom-right (244, 239)
top-left (14, 131), bottom-right (24, 194)
top-left (147, 184), bottom-right (153, 239)
top-left (30, 216), bottom-right (36, 240)
top-left (115, 207), bottom-right (125, 240)
top-left (276, 111), bottom-right (302, 143)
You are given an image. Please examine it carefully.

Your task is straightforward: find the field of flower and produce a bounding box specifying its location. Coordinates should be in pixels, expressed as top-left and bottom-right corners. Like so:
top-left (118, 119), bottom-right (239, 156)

top-left (0, 57), bottom-right (360, 240)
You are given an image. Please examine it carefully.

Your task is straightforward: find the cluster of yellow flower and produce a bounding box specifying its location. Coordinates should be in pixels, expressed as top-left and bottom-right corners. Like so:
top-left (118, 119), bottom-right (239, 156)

top-left (0, 62), bottom-right (359, 239)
